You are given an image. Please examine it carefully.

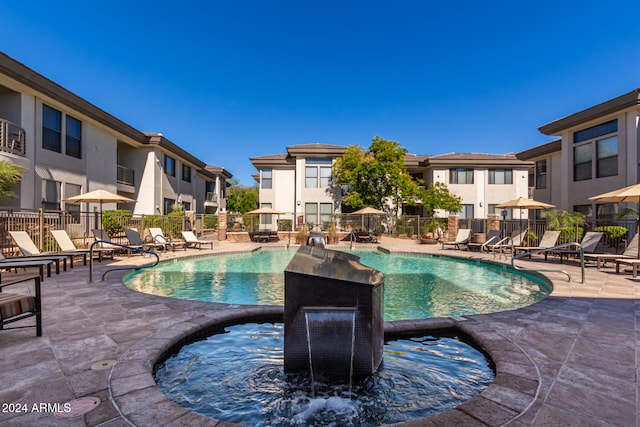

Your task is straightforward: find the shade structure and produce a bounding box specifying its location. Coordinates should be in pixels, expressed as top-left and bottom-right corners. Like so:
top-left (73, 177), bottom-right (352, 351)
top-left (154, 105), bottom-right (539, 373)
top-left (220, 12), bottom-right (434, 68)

top-left (63, 189), bottom-right (135, 230)
top-left (247, 206), bottom-right (283, 230)
top-left (247, 207), bottom-right (283, 215)
top-left (495, 197), bottom-right (555, 210)
top-left (589, 183), bottom-right (640, 258)
top-left (496, 197), bottom-right (555, 239)
top-left (351, 207), bottom-right (386, 231)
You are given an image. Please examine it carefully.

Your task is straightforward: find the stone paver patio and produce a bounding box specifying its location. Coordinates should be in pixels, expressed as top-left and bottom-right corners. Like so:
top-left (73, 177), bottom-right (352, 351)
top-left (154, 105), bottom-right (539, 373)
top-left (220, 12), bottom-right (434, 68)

top-left (0, 238), bottom-right (638, 426)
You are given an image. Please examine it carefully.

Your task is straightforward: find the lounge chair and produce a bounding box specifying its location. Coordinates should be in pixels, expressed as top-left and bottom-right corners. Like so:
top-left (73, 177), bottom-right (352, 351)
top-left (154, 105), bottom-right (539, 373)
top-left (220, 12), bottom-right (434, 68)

top-left (0, 275), bottom-right (42, 336)
top-left (122, 228), bottom-right (153, 253)
top-left (0, 254), bottom-right (54, 282)
top-left (467, 229), bottom-right (501, 252)
top-left (50, 230), bottom-right (113, 262)
top-left (557, 232), bottom-right (604, 263)
top-left (584, 233), bottom-right (638, 269)
top-left (440, 229), bottom-right (472, 250)
top-left (181, 231), bottom-right (215, 249)
top-left (514, 230), bottom-right (561, 261)
top-left (488, 229), bottom-right (528, 254)
top-left (8, 231), bottom-right (72, 270)
top-left (148, 228), bottom-right (185, 252)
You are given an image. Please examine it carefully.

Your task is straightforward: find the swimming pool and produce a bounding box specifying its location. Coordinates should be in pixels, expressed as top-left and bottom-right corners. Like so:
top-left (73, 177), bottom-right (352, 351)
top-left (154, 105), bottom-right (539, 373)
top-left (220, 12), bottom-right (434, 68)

top-left (124, 248), bottom-right (552, 320)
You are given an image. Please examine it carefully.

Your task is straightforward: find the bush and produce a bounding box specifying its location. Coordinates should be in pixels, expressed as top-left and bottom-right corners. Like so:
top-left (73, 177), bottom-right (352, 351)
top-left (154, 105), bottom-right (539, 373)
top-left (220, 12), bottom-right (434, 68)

top-left (203, 215), bottom-right (218, 229)
top-left (557, 226), bottom-right (584, 244)
top-left (278, 219), bottom-right (292, 231)
top-left (102, 210), bottom-right (132, 237)
top-left (594, 225), bottom-right (628, 248)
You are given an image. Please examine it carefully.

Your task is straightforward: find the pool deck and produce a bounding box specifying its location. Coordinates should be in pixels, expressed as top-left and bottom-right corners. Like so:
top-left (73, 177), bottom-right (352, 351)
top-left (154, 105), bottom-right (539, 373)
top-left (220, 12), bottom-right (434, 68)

top-left (0, 238), bottom-right (638, 426)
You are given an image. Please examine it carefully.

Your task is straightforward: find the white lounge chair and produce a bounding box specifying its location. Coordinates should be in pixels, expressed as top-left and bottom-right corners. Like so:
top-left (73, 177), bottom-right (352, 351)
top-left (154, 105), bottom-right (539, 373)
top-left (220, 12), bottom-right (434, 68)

top-left (514, 230), bottom-right (561, 261)
top-left (558, 231), bottom-right (604, 263)
top-left (440, 229), bottom-right (472, 250)
top-left (585, 233), bottom-right (638, 269)
top-left (8, 231), bottom-right (75, 270)
top-left (50, 229), bottom-right (113, 262)
top-left (148, 228), bottom-right (185, 252)
top-left (181, 231), bottom-right (215, 249)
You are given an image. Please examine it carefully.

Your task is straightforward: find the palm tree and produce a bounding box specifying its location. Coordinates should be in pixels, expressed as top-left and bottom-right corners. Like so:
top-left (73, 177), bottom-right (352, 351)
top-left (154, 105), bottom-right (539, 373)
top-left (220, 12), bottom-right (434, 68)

top-left (542, 209), bottom-right (586, 243)
top-left (0, 161), bottom-right (23, 201)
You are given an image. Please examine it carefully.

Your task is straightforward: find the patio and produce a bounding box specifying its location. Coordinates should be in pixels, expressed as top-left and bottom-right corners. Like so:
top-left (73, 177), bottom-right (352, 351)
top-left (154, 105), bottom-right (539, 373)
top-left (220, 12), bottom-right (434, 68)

top-left (0, 238), bottom-right (638, 426)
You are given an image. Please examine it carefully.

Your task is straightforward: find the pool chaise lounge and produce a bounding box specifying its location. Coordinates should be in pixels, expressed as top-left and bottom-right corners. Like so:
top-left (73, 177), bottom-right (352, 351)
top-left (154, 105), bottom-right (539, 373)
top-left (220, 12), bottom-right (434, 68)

top-left (440, 229), bottom-right (471, 250)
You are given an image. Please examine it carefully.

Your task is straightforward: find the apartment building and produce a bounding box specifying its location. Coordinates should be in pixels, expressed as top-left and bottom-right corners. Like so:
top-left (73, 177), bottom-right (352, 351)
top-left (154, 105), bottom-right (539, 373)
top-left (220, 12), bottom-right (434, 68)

top-left (249, 144), bottom-right (347, 228)
top-left (0, 52), bottom-right (230, 215)
top-left (251, 144), bottom-right (532, 223)
top-left (519, 88), bottom-right (640, 222)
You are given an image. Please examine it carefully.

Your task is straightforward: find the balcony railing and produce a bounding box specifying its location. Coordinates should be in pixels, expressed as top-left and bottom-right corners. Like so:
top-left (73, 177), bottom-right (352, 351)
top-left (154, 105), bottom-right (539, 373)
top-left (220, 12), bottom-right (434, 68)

top-left (204, 192), bottom-right (218, 205)
top-left (117, 164), bottom-right (135, 186)
top-left (0, 119), bottom-right (26, 156)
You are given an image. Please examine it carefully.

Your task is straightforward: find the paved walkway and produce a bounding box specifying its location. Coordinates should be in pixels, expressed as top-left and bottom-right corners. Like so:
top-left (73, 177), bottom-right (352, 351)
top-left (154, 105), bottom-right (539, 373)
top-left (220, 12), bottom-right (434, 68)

top-left (0, 238), bottom-right (638, 426)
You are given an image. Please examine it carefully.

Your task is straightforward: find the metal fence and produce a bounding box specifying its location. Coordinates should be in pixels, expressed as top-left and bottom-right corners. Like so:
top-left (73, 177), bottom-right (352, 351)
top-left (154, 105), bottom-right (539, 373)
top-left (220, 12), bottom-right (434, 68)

top-left (0, 209), bottom-right (636, 256)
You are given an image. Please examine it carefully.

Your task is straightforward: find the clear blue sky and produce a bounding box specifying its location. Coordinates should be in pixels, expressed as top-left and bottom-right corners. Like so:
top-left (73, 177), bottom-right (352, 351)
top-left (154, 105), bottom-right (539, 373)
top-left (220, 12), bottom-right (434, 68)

top-left (3, 1), bottom-right (640, 185)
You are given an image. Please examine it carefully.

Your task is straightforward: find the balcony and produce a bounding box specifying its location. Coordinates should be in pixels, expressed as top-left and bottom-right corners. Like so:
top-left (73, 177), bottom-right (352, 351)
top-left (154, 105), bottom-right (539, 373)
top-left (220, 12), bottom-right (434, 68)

top-left (117, 164), bottom-right (135, 186)
top-left (204, 191), bottom-right (219, 207)
top-left (0, 119), bottom-right (26, 157)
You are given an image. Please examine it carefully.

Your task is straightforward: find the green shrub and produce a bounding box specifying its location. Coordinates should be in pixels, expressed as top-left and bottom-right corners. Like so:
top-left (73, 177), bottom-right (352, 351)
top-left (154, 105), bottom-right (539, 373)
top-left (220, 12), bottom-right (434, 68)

top-left (102, 210), bottom-right (132, 237)
top-left (203, 215), bottom-right (218, 229)
top-left (278, 219), bottom-right (292, 231)
top-left (594, 225), bottom-right (628, 247)
top-left (558, 226), bottom-right (584, 244)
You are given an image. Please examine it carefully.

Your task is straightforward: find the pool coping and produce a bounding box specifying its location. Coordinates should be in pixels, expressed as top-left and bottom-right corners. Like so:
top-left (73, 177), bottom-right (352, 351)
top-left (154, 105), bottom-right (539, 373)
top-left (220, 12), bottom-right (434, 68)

top-left (109, 249), bottom-right (544, 426)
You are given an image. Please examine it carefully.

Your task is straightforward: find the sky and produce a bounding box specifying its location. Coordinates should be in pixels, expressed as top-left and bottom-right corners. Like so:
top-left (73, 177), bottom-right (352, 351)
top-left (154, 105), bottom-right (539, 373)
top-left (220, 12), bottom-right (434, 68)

top-left (3, 1), bottom-right (640, 185)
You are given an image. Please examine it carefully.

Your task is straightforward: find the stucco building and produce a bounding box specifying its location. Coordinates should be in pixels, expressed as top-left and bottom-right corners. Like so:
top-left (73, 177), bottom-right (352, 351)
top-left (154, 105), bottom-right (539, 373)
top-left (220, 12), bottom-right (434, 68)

top-left (0, 52), bottom-right (230, 216)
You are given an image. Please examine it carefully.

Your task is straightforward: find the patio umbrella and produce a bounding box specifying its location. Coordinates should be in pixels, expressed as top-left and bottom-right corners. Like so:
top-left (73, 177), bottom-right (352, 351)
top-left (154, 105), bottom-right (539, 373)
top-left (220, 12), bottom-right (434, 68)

top-left (589, 183), bottom-right (640, 258)
top-left (63, 189), bottom-right (135, 229)
top-left (496, 197), bottom-right (555, 238)
top-left (351, 207), bottom-right (386, 232)
top-left (247, 206), bottom-right (283, 230)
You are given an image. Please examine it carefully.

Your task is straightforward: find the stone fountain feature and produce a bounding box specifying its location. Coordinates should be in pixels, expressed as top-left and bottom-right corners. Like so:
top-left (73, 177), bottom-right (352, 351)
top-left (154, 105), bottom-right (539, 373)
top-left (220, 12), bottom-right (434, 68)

top-left (284, 246), bottom-right (384, 379)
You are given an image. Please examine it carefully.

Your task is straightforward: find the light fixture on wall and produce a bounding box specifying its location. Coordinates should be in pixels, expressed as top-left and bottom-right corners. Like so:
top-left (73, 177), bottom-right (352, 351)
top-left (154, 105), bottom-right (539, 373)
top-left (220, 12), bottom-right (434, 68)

top-left (296, 200), bottom-right (301, 206)
top-left (479, 202), bottom-right (483, 207)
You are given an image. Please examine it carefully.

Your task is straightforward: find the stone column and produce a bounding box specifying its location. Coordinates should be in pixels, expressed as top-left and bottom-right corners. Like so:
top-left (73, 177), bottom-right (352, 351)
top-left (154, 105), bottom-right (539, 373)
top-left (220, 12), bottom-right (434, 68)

top-left (487, 214), bottom-right (501, 233)
top-left (218, 211), bottom-right (227, 241)
top-left (447, 215), bottom-right (459, 242)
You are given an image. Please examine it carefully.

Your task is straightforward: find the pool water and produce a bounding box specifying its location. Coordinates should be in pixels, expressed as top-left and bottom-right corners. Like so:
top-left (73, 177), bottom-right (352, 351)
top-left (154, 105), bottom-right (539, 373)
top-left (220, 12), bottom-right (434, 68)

top-left (124, 249), bottom-right (551, 320)
top-left (155, 323), bottom-right (495, 426)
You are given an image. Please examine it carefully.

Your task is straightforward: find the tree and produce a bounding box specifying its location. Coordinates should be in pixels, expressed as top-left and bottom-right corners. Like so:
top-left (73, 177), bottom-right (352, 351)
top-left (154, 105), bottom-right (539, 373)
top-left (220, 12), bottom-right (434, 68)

top-left (331, 136), bottom-right (424, 218)
top-left (331, 137), bottom-right (462, 219)
top-left (0, 160), bottom-right (23, 201)
top-left (421, 182), bottom-right (462, 218)
top-left (226, 179), bottom-right (259, 213)
top-left (542, 209), bottom-right (586, 242)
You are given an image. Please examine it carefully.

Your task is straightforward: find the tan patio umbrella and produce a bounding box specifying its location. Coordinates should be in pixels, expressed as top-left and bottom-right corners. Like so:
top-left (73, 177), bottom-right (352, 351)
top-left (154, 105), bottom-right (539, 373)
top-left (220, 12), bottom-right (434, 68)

top-left (496, 197), bottom-right (555, 237)
top-left (247, 206), bottom-right (283, 230)
top-left (64, 189), bottom-right (135, 230)
top-left (589, 183), bottom-right (640, 258)
top-left (351, 206), bottom-right (387, 232)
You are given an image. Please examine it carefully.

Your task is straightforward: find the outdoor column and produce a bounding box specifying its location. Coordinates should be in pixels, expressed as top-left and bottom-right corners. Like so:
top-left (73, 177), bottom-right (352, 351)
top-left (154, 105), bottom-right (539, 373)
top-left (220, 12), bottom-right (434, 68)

top-left (218, 211), bottom-right (227, 241)
top-left (487, 214), bottom-right (500, 232)
top-left (447, 215), bottom-right (459, 242)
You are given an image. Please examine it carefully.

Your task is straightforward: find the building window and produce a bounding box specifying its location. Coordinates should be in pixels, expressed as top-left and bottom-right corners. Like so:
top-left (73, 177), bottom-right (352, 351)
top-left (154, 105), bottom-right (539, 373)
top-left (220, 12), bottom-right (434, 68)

top-left (535, 160), bottom-right (547, 189)
top-left (163, 198), bottom-right (175, 215)
top-left (573, 144), bottom-right (592, 181)
top-left (574, 204), bottom-right (593, 222)
top-left (596, 203), bottom-right (618, 221)
top-left (65, 115), bottom-right (82, 158)
top-left (261, 169), bottom-right (272, 189)
top-left (488, 169), bottom-right (512, 184)
top-left (42, 104), bottom-right (62, 153)
top-left (573, 119), bottom-right (617, 143)
top-left (596, 136), bottom-right (618, 178)
top-left (452, 204), bottom-right (474, 219)
top-left (449, 168), bottom-right (473, 184)
top-left (320, 203), bottom-right (332, 227)
top-left (182, 164), bottom-right (191, 182)
top-left (164, 155), bottom-right (176, 176)
top-left (305, 158), bottom-right (332, 188)
top-left (573, 119), bottom-right (618, 181)
top-left (42, 179), bottom-right (61, 210)
top-left (305, 203), bottom-right (318, 227)
top-left (64, 183), bottom-right (82, 221)
top-left (261, 203), bottom-right (272, 225)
